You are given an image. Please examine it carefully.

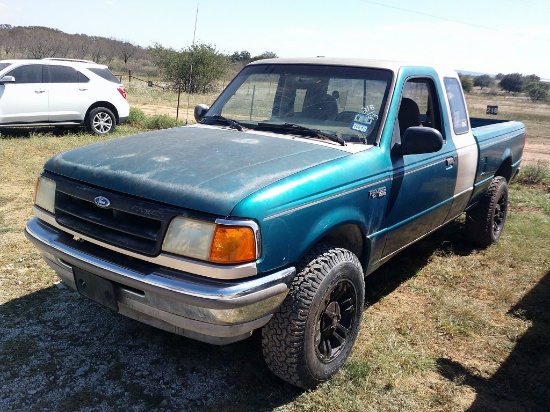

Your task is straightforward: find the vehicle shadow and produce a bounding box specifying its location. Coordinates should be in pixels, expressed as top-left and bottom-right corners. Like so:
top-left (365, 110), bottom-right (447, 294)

top-left (0, 221), bottom-right (476, 411)
top-left (437, 270), bottom-right (550, 412)
top-left (364, 219), bottom-right (476, 306)
top-left (0, 126), bottom-right (75, 138)
top-left (0, 286), bottom-right (300, 411)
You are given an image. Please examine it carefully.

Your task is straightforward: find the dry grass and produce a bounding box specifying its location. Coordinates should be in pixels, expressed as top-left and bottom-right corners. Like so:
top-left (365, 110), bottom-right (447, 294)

top-left (126, 82), bottom-right (223, 121)
top-left (1, 93), bottom-right (549, 411)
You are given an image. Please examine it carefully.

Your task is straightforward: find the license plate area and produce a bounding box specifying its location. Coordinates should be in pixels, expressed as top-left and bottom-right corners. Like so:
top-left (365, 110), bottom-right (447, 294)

top-left (74, 268), bottom-right (119, 312)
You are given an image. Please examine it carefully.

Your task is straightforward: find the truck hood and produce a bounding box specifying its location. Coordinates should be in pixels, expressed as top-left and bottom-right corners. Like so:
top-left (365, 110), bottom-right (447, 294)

top-left (45, 125), bottom-right (349, 215)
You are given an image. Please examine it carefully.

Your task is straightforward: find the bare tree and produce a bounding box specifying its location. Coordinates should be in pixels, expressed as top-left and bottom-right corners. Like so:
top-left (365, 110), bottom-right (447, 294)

top-left (118, 41), bottom-right (137, 64)
top-left (0, 24), bottom-right (16, 58)
top-left (72, 34), bottom-right (92, 59)
top-left (89, 36), bottom-right (104, 63)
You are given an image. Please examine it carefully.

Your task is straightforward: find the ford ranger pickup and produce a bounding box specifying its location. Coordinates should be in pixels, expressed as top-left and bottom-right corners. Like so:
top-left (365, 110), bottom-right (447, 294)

top-left (25, 58), bottom-right (525, 388)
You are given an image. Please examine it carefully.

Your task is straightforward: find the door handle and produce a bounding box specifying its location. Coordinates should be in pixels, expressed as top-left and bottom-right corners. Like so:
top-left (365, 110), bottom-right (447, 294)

top-left (445, 157), bottom-right (455, 168)
top-left (35, 89), bottom-right (46, 94)
top-left (79, 88), bottom-right (88, 91)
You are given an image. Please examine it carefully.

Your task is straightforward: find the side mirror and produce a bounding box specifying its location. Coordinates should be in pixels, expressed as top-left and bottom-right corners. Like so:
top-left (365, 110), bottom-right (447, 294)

top-left (392, 127), bottom-right (444, 156)
top-left (0, 75), bottom-right (15, 84)
top-left (194, 104), bottom-right (209, 123)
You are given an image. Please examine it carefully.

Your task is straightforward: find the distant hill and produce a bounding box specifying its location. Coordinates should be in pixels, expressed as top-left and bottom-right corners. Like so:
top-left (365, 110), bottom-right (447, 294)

top-left (0, 24), bottom-right (157, 76)
top-left (457, 70), bottom-right (495, 77)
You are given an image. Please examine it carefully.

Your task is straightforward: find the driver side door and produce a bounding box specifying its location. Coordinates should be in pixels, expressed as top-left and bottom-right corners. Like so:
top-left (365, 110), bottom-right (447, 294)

top-left (0, 64), bottom-right (48, 124)
top-left (382, 76), bottom-right (457, 257)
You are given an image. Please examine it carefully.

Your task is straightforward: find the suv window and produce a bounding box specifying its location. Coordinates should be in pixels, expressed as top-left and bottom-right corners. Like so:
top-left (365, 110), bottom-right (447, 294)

top-left (88, 67), bottom-right (120, 83)
top-left (7, 64), bottom-right (43, 83)
top-left (47, 65), bottom-right (89, 83)
top-left (0, 63), bottom-right (12, 72)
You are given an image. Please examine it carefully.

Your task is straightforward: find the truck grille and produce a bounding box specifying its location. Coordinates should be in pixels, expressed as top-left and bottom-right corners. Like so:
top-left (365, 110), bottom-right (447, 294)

top-left (52, 176), bottom-right (180, 257)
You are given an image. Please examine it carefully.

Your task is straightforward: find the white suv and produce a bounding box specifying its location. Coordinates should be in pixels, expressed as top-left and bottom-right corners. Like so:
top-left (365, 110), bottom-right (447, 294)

top-left (0, 58), bottom-right (129, 135)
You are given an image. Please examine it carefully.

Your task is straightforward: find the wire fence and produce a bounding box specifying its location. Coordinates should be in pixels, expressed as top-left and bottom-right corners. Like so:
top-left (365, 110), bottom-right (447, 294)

top-left (115, 70), bottom-right (167, 90)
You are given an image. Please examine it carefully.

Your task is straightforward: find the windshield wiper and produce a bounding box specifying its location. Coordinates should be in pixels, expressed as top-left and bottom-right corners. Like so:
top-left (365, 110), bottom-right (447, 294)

top-left (201, 115), bottom-right (244, 131)
top-left (255, 122), bottom-right (346, 146)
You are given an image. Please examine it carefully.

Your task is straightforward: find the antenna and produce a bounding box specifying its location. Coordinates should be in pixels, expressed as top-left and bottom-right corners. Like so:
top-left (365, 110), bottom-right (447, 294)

top-left (185, 3), bottom-right (199, 124)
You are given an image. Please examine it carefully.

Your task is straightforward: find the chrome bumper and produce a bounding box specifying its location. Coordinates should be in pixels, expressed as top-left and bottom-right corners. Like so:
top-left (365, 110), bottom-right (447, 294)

top-left (25, 217), bottom-right (295, 344)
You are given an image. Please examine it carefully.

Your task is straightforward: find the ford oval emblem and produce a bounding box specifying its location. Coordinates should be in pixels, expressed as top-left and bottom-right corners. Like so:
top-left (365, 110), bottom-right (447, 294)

top-left (94, 196), bottom-right (111, 208)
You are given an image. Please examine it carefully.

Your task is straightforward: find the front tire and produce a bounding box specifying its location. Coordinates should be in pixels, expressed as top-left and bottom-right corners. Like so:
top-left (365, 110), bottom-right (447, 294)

top-left (86, 107), bottom-right (116, 135)
top-left (466, 176), bottom-right (508, 247)
top-left (262, 244), bottom-right (365, 389)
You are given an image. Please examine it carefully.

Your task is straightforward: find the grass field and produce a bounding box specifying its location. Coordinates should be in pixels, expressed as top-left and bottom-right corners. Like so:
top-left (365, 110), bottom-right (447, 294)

top-left (0, 91), bottom-right (549, 411)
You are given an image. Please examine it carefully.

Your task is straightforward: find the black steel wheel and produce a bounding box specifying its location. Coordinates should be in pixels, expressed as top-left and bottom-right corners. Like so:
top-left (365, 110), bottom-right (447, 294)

top-left (262, 244), bottom-right (365, 389)
top-left (314, 279), bottom-right (358, 363)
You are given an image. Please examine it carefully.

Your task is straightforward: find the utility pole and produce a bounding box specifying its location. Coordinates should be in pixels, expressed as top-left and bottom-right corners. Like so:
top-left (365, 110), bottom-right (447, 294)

top-left (184, 3), bottom-right (199, 124)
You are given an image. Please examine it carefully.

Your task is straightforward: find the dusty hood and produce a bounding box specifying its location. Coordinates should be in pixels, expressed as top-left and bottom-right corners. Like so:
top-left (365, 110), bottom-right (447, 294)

top-left (45, 125), bottom-right (348, 215)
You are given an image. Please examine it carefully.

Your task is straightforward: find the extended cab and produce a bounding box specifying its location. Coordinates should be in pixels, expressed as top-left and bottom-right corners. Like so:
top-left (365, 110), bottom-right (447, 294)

top-left (25, 58), bottom-right (525, 388)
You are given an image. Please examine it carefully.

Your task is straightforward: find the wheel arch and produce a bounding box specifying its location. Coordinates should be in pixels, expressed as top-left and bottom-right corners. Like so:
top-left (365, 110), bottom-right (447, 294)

top-left (292, 218), bottom-right (370, 276)
top-left (495, 152), bottom-right (513, 182)
top-left (319, 223), bottom-right (367, 266)
top-left (85, 101), bottom-right (120, 123)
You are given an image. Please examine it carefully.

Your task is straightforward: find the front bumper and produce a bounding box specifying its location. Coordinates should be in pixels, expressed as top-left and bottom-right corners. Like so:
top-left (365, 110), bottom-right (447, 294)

top-left (25, 217), bottom-right (295, 344)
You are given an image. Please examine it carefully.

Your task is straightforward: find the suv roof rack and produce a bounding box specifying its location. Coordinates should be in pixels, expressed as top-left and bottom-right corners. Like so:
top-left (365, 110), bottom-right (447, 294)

top-left (42, 58), bottom-right (97, 64)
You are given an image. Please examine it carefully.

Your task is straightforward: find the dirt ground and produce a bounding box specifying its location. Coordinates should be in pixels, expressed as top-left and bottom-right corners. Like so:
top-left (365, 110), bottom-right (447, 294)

top-left (523, 142), bottom-right (550, 165)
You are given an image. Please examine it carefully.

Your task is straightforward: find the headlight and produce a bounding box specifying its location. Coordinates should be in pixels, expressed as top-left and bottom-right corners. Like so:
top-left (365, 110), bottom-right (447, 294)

top-left (162, 217), bottom-right (259, 264)
top-left (33, 175), bottom-right (56, 214)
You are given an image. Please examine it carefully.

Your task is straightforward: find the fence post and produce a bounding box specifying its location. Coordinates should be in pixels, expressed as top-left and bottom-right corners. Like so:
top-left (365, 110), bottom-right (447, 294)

top-left (128, 70), bottom-right (131, 85)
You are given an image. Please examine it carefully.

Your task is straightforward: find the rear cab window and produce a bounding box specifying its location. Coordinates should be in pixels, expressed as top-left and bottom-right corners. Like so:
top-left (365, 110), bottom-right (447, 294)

top-left (444, 77), bottom-right (470, 135)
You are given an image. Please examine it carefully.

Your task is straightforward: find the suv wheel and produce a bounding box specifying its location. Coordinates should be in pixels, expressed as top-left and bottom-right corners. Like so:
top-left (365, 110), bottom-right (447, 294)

top-left (87, 107), bottom-right (116, 135)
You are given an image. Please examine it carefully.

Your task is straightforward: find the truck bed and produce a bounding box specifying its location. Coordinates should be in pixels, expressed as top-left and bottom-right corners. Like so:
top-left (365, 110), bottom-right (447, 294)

top-left (470, 117), bottom-right (525, 200)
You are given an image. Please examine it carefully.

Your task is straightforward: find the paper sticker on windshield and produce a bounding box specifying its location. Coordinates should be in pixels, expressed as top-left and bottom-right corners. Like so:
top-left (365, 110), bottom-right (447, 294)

top-left (350, 106), bottom-right (378, 134)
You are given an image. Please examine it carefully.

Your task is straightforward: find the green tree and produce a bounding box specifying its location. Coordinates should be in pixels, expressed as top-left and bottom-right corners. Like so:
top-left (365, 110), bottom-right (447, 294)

top-left (251, 51), bottom-right (278, 61)
top-left (473, 74), bottom-right (493, 89)
top-left (459, 74), bottom-right (474, 93)
top-left (499, 73), bottom-right (526, 93)
top-left (149, 42), bottom-right (228, 94)
top-left (526, 74), bottom-right (540, 83)
top-left (230, 50), bottom-right (251, 62)
top-left (188, 43), bottom-right (229, 93)
top-left (525, 82), bottom-right (550, 102)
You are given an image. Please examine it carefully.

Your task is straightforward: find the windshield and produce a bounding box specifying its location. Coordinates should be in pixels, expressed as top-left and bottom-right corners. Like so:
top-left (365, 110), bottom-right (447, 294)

top-left (207, 64), bottom-right (393, 144)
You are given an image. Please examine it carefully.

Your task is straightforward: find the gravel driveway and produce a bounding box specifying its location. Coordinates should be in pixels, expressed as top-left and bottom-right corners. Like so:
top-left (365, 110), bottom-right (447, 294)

top-left (0, 282), bottom-right (300, 411)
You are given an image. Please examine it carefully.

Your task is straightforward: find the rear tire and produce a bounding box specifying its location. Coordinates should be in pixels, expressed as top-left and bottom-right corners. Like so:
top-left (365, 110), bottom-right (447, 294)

top-left (262, 244), bottom-right (365, 389)
top-left (466, 176), bottom-right (508, 247)
top-left (86, 107), bottom-right (116, 135)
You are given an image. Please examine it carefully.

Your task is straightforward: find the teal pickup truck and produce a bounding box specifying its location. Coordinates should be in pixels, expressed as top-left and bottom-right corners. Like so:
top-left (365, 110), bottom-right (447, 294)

top-left (25, 58), bottom-right (525, 388)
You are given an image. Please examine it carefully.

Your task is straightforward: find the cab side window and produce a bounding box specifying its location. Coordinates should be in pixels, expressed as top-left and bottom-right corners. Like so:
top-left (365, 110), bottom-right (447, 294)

top-left (396, 78), bottom-right (443, 140)
top-left (7, 64), bottom-right (43, 83)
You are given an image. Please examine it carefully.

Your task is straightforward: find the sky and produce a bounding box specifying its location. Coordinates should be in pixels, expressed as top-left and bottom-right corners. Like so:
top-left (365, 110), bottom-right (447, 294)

top-left (1, 0), bottom-right (550, 79)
